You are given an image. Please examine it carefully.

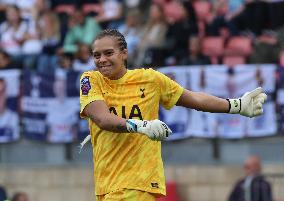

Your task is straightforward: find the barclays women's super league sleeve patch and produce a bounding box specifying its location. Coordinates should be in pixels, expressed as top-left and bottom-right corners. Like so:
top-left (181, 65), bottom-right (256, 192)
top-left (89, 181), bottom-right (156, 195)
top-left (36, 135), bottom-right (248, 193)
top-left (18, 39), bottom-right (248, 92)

top-left (81, 76), bottom-right (91, 95)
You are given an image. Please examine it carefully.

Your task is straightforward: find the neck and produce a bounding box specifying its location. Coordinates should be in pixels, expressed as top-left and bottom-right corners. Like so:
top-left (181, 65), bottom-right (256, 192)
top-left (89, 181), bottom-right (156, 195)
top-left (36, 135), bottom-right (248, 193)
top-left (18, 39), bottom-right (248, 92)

top-left (110, 67), bottom-right (127, 80)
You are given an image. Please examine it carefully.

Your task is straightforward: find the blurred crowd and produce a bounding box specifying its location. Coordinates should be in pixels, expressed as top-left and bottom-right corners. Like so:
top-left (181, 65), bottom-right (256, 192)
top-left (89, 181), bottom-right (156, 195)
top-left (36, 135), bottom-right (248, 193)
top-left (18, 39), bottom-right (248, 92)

top-left (0, 0), bottom-right (284, 72)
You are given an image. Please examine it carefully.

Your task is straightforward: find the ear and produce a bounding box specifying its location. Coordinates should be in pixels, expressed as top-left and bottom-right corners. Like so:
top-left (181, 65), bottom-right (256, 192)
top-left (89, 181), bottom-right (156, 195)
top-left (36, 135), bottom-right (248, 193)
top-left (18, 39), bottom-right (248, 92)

top-left (121, 49), bottom-right (128, 60)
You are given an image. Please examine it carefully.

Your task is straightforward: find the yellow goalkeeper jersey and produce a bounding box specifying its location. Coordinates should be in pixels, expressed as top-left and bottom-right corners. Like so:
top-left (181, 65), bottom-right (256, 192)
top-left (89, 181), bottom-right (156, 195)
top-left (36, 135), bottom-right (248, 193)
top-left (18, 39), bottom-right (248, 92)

top-left (79, 68), bottom-right (184, 196)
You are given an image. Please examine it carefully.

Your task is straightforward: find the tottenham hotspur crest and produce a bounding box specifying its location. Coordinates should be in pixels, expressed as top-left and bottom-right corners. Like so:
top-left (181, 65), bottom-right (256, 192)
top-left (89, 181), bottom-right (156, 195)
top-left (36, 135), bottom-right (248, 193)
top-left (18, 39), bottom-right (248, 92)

top-left (140, 88), bottom-right (145, 98)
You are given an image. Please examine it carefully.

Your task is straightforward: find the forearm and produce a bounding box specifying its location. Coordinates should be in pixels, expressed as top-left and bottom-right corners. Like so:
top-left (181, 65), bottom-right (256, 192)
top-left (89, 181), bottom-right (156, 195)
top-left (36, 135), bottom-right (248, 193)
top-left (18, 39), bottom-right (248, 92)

top-left (88, 112), bottom-right (128, 132)
top-left (193, 92), bottom-right (229, 113)
top-left (176, 90), bottom-right (230, 113)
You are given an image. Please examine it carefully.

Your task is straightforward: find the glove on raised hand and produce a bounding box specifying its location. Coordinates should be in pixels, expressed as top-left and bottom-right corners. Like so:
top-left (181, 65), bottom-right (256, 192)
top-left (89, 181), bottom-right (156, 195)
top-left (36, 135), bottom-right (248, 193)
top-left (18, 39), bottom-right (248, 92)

top-left (227, 87), bottom-right (267, 118)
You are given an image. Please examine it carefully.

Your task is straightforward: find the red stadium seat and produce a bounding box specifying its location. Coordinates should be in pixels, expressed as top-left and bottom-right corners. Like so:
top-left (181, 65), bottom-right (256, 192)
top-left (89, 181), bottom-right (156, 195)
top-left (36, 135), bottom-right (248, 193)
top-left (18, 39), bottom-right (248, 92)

top-left (156, 182), bottom-right (180, 201)
top-left (202, 37), bottom-right (225, 64)
top-left (222, 55), bottom-right (246, 67)
top-left (224, 37), bottom-right (253, 56)
top-left (54, 4), bottom-right (75, 14)
top-left (193, 0), bottom-right (211, 21)
top-left (82, 3), bottom-right (101, 15)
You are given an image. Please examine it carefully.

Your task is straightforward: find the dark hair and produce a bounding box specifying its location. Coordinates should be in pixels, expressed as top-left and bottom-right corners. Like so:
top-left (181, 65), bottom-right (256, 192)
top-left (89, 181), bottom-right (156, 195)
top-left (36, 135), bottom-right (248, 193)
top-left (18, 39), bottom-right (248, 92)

top-left (95, 29), bottom-right (127, 51)
top-left (94, 29), bottom-right (128, 67)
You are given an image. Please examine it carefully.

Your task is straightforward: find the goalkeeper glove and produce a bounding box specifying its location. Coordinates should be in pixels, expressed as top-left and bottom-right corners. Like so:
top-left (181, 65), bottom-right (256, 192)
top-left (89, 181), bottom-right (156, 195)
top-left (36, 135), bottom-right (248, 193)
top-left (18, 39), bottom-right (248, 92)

top-left (126, 119), bottom-right (172, 140)
top-left (227, 87), bottom-right (267, 118)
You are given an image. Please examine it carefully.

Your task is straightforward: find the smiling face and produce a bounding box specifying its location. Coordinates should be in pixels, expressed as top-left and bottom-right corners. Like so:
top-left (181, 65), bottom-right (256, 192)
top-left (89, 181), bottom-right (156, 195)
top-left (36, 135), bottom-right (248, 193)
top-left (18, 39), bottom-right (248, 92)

top-left (92, 36), bottom-right (128, 80)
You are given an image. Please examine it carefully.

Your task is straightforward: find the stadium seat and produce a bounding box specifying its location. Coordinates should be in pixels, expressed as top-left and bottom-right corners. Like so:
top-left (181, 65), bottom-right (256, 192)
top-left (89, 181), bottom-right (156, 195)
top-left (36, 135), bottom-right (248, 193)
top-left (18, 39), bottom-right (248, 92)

top-left (193, 0), bottom-right (211, 21)
top-left (224, 37), bottom-right (253, 57)
top-left (156, 182), bottom-right (180, 201)
top-left (222, 55), bottom-right (246, 67)
top-left (54, 4), bottom-right (75, 14)
top-left (202, 37), bottom-right (225, 64)
top-left (82, 3), bottom-right (101, 15)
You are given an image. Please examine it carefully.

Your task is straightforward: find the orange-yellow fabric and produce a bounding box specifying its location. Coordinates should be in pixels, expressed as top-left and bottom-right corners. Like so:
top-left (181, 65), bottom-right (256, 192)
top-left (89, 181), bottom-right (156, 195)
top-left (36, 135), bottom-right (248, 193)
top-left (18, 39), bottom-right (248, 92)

top-left (96, 189), bottom-right (156, 201)
top-left (80, 68), bottom-right (184, 196)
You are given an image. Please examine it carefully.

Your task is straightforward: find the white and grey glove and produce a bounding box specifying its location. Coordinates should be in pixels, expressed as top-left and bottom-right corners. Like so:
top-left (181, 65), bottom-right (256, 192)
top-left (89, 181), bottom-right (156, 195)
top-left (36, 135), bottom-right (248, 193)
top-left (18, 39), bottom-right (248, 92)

top-left (227, 87), bottom-right (267, 118)
top-left (126, 119), bottom-right (172, 140)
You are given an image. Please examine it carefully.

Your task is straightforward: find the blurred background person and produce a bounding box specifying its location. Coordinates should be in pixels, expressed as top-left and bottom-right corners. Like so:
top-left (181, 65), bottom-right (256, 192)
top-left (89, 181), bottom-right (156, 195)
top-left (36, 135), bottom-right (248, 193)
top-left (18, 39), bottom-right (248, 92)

top-left (73, 43), bottom-right (94, 72)
top-left (165, 1), bottom-right (198, 65)
top-left (11, 192), bottom-right (29, 201)
top-left (179, 36), bottom-right (211, 65)
top-left (228, 155), bottom-right (273, 201)
top-left (0, 5), bottom-right (28, 65)
top-left (118, 8), bottom-right (142, 67)
top-left (55, 52), bottom-right (74, 73)
top-left (135, 3), bottom-right (168, 66)
top-left (94, 0), bottom-right (123, 29)
top-left (37, 10), bottom-right (61, 73)
top-left (63, 8), bottom-right (101, 54)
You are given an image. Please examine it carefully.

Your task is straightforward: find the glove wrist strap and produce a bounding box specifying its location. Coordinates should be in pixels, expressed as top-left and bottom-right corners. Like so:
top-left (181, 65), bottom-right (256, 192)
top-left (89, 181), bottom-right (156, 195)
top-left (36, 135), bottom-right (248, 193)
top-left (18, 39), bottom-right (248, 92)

top-left (126, 119), bottom-right (138, 132)
top-left (227, 98), bottom-right (241, 114)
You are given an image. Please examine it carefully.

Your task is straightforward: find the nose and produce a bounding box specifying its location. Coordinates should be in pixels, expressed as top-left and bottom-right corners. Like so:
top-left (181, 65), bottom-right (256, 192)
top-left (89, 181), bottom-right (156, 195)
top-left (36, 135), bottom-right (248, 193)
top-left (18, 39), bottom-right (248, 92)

top-left (98, 54), bottom-right (107, 63)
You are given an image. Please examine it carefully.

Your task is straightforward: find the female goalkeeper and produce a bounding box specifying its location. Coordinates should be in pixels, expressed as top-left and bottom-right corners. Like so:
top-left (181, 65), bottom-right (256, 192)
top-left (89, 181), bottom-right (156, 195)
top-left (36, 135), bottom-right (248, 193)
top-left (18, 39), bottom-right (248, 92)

top-left (79, 29), bottom-right (267, 201)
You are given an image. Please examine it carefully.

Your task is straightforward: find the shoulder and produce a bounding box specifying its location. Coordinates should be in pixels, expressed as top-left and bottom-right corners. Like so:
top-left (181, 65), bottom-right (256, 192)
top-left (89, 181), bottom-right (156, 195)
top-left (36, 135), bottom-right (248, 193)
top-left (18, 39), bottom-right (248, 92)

top-left (130, 68), bottom-right (163, 80)
top-left (133, 67), bottom-right (161, 75)
top-left (254, 175), bottom-right (271, 184)
top-left (80, 70), bottom-right (103, 85)
top-left (81, 70), bottom-right (101, 79)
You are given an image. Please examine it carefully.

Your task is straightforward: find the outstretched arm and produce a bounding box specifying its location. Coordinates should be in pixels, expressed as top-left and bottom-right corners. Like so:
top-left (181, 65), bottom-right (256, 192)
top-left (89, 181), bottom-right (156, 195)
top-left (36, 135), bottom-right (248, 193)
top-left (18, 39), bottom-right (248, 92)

top-left (176, 87), bottom-right (267, 118)
top-left (176, 89), bottom-right (229, 113)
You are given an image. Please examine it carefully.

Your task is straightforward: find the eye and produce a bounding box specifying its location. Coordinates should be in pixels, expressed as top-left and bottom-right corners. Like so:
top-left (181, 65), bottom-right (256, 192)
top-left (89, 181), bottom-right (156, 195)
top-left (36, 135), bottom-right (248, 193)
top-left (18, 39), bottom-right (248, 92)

top-left (105, 51), bottom-right (114, 57)
top-left (93, 53), bottom-right (100, 59)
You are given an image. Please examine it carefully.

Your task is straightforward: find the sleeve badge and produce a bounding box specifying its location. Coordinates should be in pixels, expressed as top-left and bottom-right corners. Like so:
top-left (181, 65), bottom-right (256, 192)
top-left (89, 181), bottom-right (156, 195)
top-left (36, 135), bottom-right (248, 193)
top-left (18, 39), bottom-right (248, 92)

top-left (81, 76), bottom-right (91, 95)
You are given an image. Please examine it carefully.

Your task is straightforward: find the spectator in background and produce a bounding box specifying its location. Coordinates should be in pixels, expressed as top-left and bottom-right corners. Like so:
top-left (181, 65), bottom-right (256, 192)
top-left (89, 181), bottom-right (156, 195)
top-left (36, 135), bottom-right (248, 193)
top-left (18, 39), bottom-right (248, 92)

top-left (135, 3), bottom-right (168, 66)
top-left (118, 8), bottom-right (142, 67)
top-left (206, 0), bottom-right (238, 37)
top-left (154, 0), bottom-right (186, 24)
top-left (0, 186), bottom-right (7, 201)
top-left (0, 5), bottom-right (28, 59)
top-left (73, 43), bottom-right (95, 72)
top-left (228, 155), bottom-right (273, 201)
top-left (37, 11), bottom-right (61, 73)
top-left (179, 36), bottom-right (211, 66)
top-left (165, 1), bottom-right (198, 64)
top-left (55, 52), bottom-right (74, 72)
top-left (0, 51), bottom-right (16, 69)
top-left (63, 8), bottom-right (101, 53)
top-left (94, 0), bottom-right (123, 29)
top-left (11, 192), bottom-right (29, 201)
top-left (249, 25), bottom-right (284, 64)
top-left (230, 0), bottom-right (269, 36)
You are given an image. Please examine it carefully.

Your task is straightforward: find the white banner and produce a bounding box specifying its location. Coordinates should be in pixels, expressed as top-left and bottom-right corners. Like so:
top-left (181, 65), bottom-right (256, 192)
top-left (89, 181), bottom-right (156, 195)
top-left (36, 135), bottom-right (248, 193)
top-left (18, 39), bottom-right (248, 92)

top-left (159, 64), bottom-right (277, 139)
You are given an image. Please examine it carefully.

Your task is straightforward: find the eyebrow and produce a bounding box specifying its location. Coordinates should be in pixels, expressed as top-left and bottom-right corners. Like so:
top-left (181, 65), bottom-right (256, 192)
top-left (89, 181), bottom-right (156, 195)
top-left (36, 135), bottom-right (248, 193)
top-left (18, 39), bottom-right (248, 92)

top-left (92, 49), bottom-right (114, 53)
